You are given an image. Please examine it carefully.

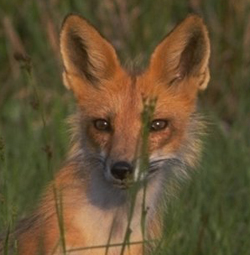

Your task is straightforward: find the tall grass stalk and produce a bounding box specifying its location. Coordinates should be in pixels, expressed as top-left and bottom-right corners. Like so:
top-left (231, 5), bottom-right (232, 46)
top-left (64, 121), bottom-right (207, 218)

top-left (139, 98), bottom-right (157, 254)
top-left (17, 56), bottom-right (67, 254)
top-left (119, 97), bottom-right (157, 255)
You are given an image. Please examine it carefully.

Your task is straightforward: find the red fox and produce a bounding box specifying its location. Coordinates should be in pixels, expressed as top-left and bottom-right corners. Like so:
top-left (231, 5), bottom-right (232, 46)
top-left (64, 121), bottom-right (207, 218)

top-left (0, 14), bottom-right (210, 254)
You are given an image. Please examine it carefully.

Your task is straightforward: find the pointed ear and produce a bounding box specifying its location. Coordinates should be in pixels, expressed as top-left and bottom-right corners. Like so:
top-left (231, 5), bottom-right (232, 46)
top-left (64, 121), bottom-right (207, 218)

top-left (149, 15), bottom-right (210, 90)
top-left (60, 14), bottom-right (120, 90)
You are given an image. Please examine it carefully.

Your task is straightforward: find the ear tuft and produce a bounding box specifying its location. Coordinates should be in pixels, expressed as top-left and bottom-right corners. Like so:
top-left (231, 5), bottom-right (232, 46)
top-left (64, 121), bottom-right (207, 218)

top-left (60, 15), bottom-right (120, 88)
top-left (149, 14), bottom-right (210, 90)
top-left (179, 27), bottom-right (207, 77)
top-left (62, 71), bottom-right (71, 90)
top-left (63, 28), bottom-right (99, 83)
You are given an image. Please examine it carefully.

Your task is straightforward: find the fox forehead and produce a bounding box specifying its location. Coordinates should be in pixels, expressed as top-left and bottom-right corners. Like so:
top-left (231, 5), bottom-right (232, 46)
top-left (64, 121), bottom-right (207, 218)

top-left (77, 71), bottom-right (196, 123)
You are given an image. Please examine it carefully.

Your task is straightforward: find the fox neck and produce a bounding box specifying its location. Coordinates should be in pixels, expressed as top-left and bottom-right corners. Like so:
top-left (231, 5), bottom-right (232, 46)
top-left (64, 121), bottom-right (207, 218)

top-left (70, 152), bottom-right (165, 246)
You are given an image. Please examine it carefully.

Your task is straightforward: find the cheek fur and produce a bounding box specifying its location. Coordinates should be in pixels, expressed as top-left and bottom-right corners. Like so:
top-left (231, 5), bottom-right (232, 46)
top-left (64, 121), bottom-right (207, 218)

top-left (149, 126), bottom-right (172, 152)
top-left (86, 125), bottom-right (111, 151)
top-left (148, 117), bottom-right (189, 154)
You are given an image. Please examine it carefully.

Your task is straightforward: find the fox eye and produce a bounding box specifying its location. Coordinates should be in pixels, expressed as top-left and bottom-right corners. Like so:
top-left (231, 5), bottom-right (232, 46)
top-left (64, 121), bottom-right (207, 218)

top-left (94, 119), bottom-right (111, 132)
top-left (150, 119), bottom-right (169, 132)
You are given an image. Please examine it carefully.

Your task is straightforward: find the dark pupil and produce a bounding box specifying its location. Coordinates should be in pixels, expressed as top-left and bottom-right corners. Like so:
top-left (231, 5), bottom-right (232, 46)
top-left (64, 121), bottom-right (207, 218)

top-left (95, 119), bottom-right (110, 131)
top-left (151, 120), bottom-right (167, 131)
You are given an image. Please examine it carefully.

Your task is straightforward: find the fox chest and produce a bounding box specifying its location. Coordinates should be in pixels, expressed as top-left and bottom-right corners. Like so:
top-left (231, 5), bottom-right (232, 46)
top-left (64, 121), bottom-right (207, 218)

top-left (67, 204), bottom-right (146, 255)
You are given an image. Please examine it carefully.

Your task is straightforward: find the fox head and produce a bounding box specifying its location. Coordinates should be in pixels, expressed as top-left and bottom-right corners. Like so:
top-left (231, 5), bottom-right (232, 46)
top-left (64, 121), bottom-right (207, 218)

top-left (60, 14), bottom-right (210, 190)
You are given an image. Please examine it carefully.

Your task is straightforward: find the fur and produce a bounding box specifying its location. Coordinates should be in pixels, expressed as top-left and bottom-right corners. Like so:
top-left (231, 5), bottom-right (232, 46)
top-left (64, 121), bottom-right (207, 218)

top-left (0, 14), bottom-right (210, 255)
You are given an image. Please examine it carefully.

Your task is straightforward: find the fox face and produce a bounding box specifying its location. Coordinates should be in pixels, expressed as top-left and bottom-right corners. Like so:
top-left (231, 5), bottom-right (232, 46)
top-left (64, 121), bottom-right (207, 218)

top-left (60, 15), bottom-right (210, 190)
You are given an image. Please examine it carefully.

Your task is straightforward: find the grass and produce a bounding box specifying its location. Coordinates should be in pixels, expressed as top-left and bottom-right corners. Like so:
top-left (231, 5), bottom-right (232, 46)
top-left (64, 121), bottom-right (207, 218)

top-left (0, 0), bottom-right (250, 254)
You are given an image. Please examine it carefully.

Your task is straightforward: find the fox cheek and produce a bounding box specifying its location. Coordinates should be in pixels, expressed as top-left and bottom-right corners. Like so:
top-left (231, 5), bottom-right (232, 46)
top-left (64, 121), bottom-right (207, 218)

top-left (148, 128), bottom-right (173, 153)
top-left (92, 134), bottom-right (111, 152)
top-left (84, 125), bottom-right (110, 153)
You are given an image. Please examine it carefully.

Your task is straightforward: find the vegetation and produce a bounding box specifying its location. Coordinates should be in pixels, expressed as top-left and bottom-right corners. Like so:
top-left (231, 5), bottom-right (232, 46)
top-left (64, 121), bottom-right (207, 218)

top-left (0, 0), bottom-right (250, 254)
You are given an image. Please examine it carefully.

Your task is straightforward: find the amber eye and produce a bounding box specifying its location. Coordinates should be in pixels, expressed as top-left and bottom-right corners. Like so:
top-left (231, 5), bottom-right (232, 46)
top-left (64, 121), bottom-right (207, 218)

top-left (150, 119), bottom-right (168, 132)
top-left (94, 119), bottom-right (111, 131)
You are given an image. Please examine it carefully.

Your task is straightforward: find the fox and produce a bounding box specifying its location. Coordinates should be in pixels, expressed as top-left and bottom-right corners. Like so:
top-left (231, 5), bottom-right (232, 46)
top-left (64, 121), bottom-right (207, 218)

top-left (0, 14), bottom-right (210, 255)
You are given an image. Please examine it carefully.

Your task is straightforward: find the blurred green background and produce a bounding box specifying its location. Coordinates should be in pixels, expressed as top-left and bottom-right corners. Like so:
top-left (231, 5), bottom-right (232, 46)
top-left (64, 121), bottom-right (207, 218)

top-left (0, 0), bottom-right (250, 254)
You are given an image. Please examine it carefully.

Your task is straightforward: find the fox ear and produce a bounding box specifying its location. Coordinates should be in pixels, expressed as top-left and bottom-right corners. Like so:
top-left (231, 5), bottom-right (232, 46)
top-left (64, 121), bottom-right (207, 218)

top-left (149, 15), bottom-right (210, 90)
top-left (60, 15), bottom-right (120, 89)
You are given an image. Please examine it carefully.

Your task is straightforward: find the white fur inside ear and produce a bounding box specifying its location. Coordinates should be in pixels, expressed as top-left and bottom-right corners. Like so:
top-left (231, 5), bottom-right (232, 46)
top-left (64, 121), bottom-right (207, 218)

top-left (62, 71), bottom-right (71, 90)
top-left (198, 68), bottom-right (210, 90)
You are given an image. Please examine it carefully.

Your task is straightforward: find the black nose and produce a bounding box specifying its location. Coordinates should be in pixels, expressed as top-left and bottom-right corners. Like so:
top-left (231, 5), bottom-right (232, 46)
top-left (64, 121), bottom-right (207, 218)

top-left (111, 161), bottom-right (133, 181)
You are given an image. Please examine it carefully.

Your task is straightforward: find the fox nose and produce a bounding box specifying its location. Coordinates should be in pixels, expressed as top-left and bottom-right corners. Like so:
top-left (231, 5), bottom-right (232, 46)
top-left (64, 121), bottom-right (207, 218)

top-left (111, 161), bottom-right (133, 181)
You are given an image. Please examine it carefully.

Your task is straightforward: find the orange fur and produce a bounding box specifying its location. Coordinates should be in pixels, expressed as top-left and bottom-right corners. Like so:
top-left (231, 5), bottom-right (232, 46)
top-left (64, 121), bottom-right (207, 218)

top-left (0, 14), bottom-right (210, 255)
